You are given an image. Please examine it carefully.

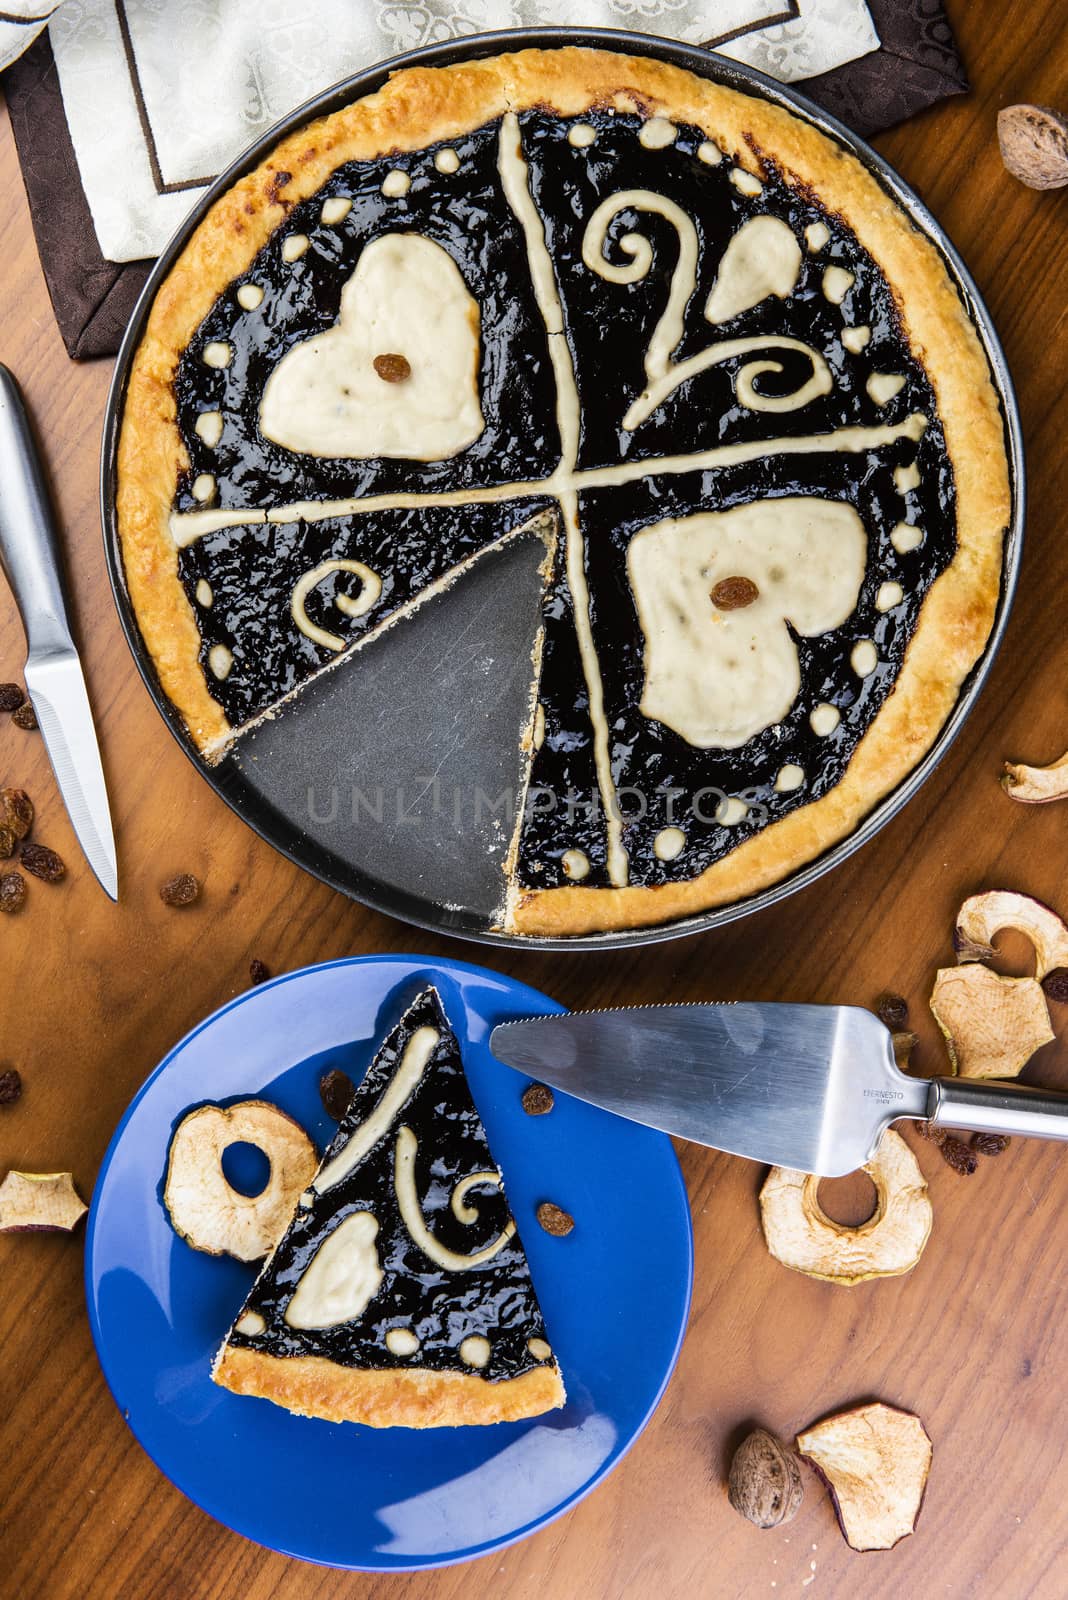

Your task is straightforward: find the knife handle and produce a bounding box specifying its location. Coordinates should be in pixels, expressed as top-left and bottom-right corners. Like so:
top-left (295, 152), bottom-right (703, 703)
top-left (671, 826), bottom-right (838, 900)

top-left (928, 1075), bottom-right (1068, 1143)
top-left (0, 365), bottom-right (75, 660)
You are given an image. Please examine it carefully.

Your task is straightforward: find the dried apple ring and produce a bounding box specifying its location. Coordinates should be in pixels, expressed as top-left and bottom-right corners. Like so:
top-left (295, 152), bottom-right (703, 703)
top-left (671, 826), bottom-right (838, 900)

top-left (953, 889), bottom-right (1068, 978)
top-left (164, 1100), bottom-right (318, 1261)
top-left (759, 1130), bottom-right (932, 1285)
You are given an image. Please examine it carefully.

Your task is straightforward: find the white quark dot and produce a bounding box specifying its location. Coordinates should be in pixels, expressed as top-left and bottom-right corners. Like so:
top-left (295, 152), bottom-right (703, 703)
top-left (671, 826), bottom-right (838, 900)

top-left (195, 579), bottom-right (213, 609)
top-left (894, 461), bottom-right (922, 494)
top-left (810, 702), bottom-right (841, 736)
top-left (236, 283), bottom-right (264, 310)
top-left (562, 848), bottom-right (590, 880)
top-left (201, 341), bottom-right (231, 369)
top-left (528, 1338), bottom-right (553, 1361)
top-left (697, 140), bottom-right (723, 165)
top-left (775, 764), bottom-right (805, 793)
top-left (434, 147), bottom-right (461, 173)
top-left (718, 796), bottom-right (749, 826)
top-left (194, 409), bottom-right (223, 448)
top-left (891, 521), bottom-right (924, 553)
top-left (804, 221), bottom-right (830, 252)
top-left (385, 1327), bottom-right (420, 1357)
top-left (730, 168), bottom-right (763, 197)
top-left (867, 373), bottom-right (906, 406)
top-left (320, 195), bottom-right (352, 225)
top-left (208, 643), bottom-right (233, 681)
top-left (842, 324), bottom-right (871, 353)
top-left (654, 826), bottom-right (686, 862)
top-left (876, 580), bottom-right (904, 611)
top-left (381, 168), bottom-right (411, 198)
top-left (459, 1335), bottom-right (491, 1369)
top-left (282, 233), bottom-right (309, 263)
top-left (191, 472), bottom-right (216, 503)
top-left (823, 265), bottom-right (855, 304)
top-left (234, 1311), bottom-right (265, 1336)
top-left (567, 123), bottom-right (597, 149)
top-left (639, 117), bottom-right (676, 149)
top-left (852, 639), bottom-right (879, 677)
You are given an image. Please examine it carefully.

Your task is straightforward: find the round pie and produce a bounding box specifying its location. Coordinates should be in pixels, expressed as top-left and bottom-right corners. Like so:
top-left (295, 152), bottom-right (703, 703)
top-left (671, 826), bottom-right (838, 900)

top-left (116, 45), bottom-right (1011, 937)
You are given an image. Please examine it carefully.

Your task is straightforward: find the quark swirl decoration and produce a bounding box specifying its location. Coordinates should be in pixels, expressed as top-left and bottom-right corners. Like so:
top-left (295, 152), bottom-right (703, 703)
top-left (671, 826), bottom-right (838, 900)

top-left (582, 192), bottom-right (832, 429)
top-left (394, 1126), bottom-right (517, 1272)
top-left (290, 559), bottom-right (382, 652)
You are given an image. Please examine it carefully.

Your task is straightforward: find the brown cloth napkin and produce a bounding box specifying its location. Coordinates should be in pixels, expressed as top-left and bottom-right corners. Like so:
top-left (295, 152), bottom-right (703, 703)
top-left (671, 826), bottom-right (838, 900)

top-left (4, 1), bottom-right (967, 362)
top-left (803, 0), bottom-right (967, 136)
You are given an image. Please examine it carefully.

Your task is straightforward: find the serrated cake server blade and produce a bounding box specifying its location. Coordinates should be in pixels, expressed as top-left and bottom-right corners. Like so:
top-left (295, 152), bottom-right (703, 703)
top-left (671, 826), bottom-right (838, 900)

top-left (490, 1004), bottom-right (1068, 1176)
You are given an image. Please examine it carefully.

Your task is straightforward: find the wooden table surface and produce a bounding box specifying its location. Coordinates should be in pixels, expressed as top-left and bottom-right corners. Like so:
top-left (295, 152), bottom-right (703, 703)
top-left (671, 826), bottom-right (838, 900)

top-left (2, 5), bottom-right (1067, 1596)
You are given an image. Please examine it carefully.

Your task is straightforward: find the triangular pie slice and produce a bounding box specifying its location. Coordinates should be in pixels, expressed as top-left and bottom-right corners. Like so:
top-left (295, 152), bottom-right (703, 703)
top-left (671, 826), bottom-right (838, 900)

top-left (212, 987), bottom-right (565, 1427)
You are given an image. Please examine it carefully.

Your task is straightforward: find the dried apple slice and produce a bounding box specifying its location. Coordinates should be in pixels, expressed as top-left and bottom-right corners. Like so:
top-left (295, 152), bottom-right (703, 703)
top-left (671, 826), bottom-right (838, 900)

top-left (759, 1130), bottom-right (932, 1285)
top-left (929, 964), bottom-right (1053, 1079)
top-left (953, 889), bottom-right (1068, 978)
top-left (1003, 750), bottom-right (1068, 803)
top-left (891, 1031), bottom-right (918, 1068)
top-left (0, 1170), bottom-right (87, 1232)
top-left (164, 1100), bottom-right (318, 1261)
top-left (796, 1401), bottom-right (932, 1551)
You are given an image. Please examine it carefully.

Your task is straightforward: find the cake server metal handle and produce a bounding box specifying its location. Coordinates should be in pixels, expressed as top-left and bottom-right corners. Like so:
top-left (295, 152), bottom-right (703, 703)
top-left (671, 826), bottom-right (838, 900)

top-left (927, 1075), bottom-right (1068, 1143)
top-left (489, 1003), bottom-right (1068, 1177)
top-left (0, 365), bottom-right (117, 899)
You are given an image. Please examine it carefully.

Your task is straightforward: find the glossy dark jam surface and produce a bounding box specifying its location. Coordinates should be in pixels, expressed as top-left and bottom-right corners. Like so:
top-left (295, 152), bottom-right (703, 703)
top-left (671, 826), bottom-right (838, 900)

top-left (515, 109), bottom-right (958, 890)
top-left (227, 989), bottom-right (553, 1382)
top-left (168, 102), bottom-right (971, 894)
top-left (175, 122), bottom-right (559, 511)
top-left (179, 497), bottom-right (552, 729)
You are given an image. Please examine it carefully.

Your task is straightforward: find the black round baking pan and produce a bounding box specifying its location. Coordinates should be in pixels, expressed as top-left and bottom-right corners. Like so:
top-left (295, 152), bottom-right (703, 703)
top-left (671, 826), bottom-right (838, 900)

top-left (100, 26), bottom-right (1024, 951)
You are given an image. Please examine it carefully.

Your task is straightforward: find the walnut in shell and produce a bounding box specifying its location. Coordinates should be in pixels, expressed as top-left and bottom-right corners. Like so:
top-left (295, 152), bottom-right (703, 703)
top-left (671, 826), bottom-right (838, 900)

top-left (164, 1100), bottom-right (318, 1261)
top-left (0, 1170), bottom-right (87, 1232)
top-left (759, 1129), bottom-right (932, 1285)
top-left (728, 1428), bottom-right (803, 1529)
top-left (929, 964), bottom-right (1053, 1079)
top-left (997, 104), bottom-right (1068, 190)
top-left (797, 1401), bottom-right (932, 1551)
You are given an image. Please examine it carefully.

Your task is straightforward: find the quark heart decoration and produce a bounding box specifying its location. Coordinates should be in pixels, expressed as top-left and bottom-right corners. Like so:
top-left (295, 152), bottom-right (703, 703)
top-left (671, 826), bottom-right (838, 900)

top-left (259, 233), bottom-right (484, 460)
top-left (627, 498), bottom-right (867, 749)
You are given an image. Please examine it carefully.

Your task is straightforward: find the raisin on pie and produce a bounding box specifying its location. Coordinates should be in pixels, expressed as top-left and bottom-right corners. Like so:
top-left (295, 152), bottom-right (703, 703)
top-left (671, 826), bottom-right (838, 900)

top-left (116, 47), bottom-right (1010, 936)
top-left (213, 987), bottom-right (565, 1427)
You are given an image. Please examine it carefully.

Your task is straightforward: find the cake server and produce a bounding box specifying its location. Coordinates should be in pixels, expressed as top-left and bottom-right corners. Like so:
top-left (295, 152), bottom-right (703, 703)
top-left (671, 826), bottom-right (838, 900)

top-left (489, 1004), bottom-right (1068, 1176)
top-left (0, 366), bottom-right (118, 900)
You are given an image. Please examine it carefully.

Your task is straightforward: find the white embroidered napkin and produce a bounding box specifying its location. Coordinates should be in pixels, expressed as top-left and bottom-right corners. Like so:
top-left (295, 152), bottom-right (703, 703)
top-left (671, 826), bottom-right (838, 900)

top-left (4, 0), bottom-right (879, 265)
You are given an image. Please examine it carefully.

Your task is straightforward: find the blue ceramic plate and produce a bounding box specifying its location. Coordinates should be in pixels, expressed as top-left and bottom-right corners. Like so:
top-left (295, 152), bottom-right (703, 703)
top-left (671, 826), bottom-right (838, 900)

top-left (85, 955), bottom-right (693, 1571)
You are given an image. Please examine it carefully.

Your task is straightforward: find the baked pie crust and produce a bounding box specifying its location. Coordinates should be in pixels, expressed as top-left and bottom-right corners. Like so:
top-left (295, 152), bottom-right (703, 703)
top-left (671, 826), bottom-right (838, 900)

top-left (116, 47), bottom-right (1010, 936)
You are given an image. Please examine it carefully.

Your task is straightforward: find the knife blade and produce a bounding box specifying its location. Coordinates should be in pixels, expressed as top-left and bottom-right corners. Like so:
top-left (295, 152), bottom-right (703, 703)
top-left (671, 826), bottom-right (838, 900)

top-left (489, 1004), bottom-right (1068, 1176)
top-left (0, 366), bottom-right (117, 899)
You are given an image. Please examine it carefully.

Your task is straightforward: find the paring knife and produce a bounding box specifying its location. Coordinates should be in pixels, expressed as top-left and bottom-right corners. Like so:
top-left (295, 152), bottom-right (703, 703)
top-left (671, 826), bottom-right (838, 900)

top-left (489, 1004), bottom-right (1068, 1177)
top-left (0, 366), bottom-right (117, 899)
